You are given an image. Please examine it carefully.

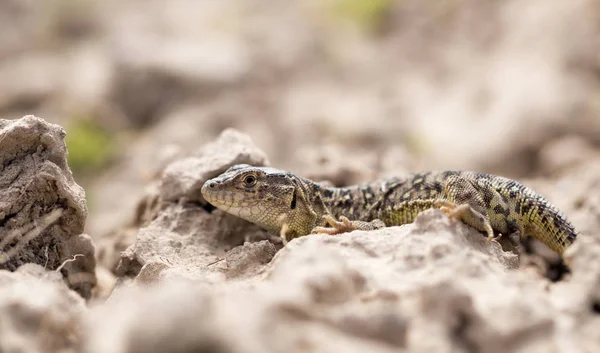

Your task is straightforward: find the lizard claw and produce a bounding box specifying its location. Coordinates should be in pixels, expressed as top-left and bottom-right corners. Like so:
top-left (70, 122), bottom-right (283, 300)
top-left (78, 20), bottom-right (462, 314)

top-left (438, 206), bottom-right (454, 216)
top-left (482, 220), bottom-right (499, 243)
top-left (312, 215), bottom-right (358, 235)
top-left (433, 200), bottom-right (457, 215)
top-left (486, 232), bottom-right (502, 243)
top-left (312, 215), bottom-right (385, 235)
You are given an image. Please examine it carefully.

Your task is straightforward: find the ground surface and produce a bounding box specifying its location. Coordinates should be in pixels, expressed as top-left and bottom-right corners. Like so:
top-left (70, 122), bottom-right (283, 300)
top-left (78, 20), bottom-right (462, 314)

top-left (0, 0), bottom-right (600, 352)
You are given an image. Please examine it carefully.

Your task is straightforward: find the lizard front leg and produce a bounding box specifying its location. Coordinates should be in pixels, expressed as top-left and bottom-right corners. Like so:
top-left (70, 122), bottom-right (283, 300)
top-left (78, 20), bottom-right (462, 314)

top-left (312, 215), bottom-right (385, 235)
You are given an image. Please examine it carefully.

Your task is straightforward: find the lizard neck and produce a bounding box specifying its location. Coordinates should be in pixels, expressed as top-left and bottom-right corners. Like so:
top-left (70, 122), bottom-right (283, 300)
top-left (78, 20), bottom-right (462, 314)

top-left (282, 175), bottom-right (331, 236)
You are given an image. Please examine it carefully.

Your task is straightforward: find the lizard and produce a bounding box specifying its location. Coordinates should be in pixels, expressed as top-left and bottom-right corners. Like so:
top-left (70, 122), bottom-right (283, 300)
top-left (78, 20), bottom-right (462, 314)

top-left (200, 164), bottom-right (578, 257)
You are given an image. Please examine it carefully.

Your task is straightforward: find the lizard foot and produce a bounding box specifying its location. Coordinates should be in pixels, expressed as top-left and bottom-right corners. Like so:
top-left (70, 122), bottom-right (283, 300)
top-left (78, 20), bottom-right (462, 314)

top-left (312, 215), bottom-right (385, 235)
top-left (434, 199), bottom-right (500, 243)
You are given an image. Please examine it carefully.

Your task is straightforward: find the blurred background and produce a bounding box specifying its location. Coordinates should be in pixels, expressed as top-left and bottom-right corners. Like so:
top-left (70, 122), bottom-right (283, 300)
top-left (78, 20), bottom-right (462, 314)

top-left (1, 0), bottom-right (599, 241)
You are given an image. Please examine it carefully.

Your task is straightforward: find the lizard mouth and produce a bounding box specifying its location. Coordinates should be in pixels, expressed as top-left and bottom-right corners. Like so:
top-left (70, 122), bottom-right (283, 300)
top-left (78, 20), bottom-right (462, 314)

top-left (201, 180), bottom-right (277, 230)
top-left (201, 181), bottom-right (252, 212)
top-left (201, 181), bottom-right (228, 207)
top-left (202, 181), bottom-right (231, 207)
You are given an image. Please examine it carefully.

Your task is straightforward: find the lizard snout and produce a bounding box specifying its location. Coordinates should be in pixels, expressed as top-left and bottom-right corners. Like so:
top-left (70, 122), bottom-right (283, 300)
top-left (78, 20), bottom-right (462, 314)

top-left (201, 180), bottom-right (222, 200)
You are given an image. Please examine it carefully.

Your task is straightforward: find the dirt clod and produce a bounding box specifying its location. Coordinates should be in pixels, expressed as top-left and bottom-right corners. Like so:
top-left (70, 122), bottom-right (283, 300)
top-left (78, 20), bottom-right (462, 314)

top-left (0, 116), bottom-right (95, 298)
top-left (0, 264), bottom-right (86, 353)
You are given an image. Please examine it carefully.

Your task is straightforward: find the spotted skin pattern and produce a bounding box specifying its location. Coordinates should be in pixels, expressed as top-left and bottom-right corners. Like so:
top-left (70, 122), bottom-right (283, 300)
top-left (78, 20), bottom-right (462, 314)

top-left (201, 165), bottom-right (578, 256)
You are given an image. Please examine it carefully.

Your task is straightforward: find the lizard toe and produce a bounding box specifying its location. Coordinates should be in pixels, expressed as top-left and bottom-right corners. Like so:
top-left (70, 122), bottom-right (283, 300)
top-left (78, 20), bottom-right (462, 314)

top-left (312, 226), bottom-right (340, 235)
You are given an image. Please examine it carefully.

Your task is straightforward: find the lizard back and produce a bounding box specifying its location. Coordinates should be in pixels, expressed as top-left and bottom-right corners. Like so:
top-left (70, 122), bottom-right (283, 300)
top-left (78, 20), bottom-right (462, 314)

top-left (322, 171), bottom-right (578, 254)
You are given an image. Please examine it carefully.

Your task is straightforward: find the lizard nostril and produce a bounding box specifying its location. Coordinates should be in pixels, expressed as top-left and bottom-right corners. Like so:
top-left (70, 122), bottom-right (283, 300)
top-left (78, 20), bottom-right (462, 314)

top-left (207, 181), bottom-right (217, 189)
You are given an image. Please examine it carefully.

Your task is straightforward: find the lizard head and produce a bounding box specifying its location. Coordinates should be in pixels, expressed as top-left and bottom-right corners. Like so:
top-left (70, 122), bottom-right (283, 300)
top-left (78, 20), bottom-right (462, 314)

top-left (201, 164), bottom-right (322, 236)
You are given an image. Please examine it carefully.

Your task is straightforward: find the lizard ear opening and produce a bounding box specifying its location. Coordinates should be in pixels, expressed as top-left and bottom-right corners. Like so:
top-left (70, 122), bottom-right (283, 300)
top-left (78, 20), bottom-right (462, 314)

top-left (290, 188), bottom-right (297, 210)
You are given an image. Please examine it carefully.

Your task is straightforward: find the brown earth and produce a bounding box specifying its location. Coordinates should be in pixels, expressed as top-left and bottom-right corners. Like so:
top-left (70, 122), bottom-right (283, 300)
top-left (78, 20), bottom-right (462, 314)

top-left (0, 0), bottom-right (600, 352)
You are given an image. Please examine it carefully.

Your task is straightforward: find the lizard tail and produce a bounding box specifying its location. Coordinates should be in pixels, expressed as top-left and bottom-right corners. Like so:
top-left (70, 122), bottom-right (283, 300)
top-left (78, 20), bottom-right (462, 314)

top-left (520, 198), bottom-right (578, 255)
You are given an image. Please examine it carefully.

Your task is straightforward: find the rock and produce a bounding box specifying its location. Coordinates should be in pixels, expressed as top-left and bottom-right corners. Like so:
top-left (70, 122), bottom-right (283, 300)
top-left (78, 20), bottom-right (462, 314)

top-left (0, 116), bottom-right (95, 298)
top-left (116, 129), bottom-right (272, 282)
top-left (223, 240), bottom-right (278, 280)
top-left (88, 210), bottom-right (565, 353)
top-left (97, 128), bottom-right (270, 274)
top-left (94, 183), bottom-right (162, 273)
top-left (538, 136), bottom-right (600, 176)
top-left (555, 232), bottom-right (600, 350)
top-left (294, 143), bottom-right (378, 187)
top-left (159, 128), bottom-right (270, 203)
top-left (0, 264), bottom-right (86, 353)
top-left (84, 281), bottom-right (235, 353)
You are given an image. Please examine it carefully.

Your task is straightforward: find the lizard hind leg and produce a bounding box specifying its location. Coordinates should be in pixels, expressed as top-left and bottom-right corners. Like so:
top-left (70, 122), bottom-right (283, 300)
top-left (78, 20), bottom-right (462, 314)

top-left (434, 199), bottom-right (498, 242)
top-left (312, 215), bottom-right (385, 235)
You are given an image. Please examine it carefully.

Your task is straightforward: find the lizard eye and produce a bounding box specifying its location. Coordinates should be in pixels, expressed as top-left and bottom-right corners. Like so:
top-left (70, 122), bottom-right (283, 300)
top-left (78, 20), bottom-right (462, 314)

top-left (243, 175), bottom-right (257, 187)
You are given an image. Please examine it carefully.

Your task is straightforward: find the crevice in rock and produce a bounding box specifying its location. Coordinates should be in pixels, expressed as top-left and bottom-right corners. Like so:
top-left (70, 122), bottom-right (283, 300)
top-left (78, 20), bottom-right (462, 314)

top-left (0, 211), bottom-right (20, 228)
top-left (592, 301), bottom-right (600, 314)
top-left (202, 202), bottom-right (216, 213)
top-left (546, 259), bottom-right (570, 282)
top-left (188, 199), bottom-right (216, 213)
